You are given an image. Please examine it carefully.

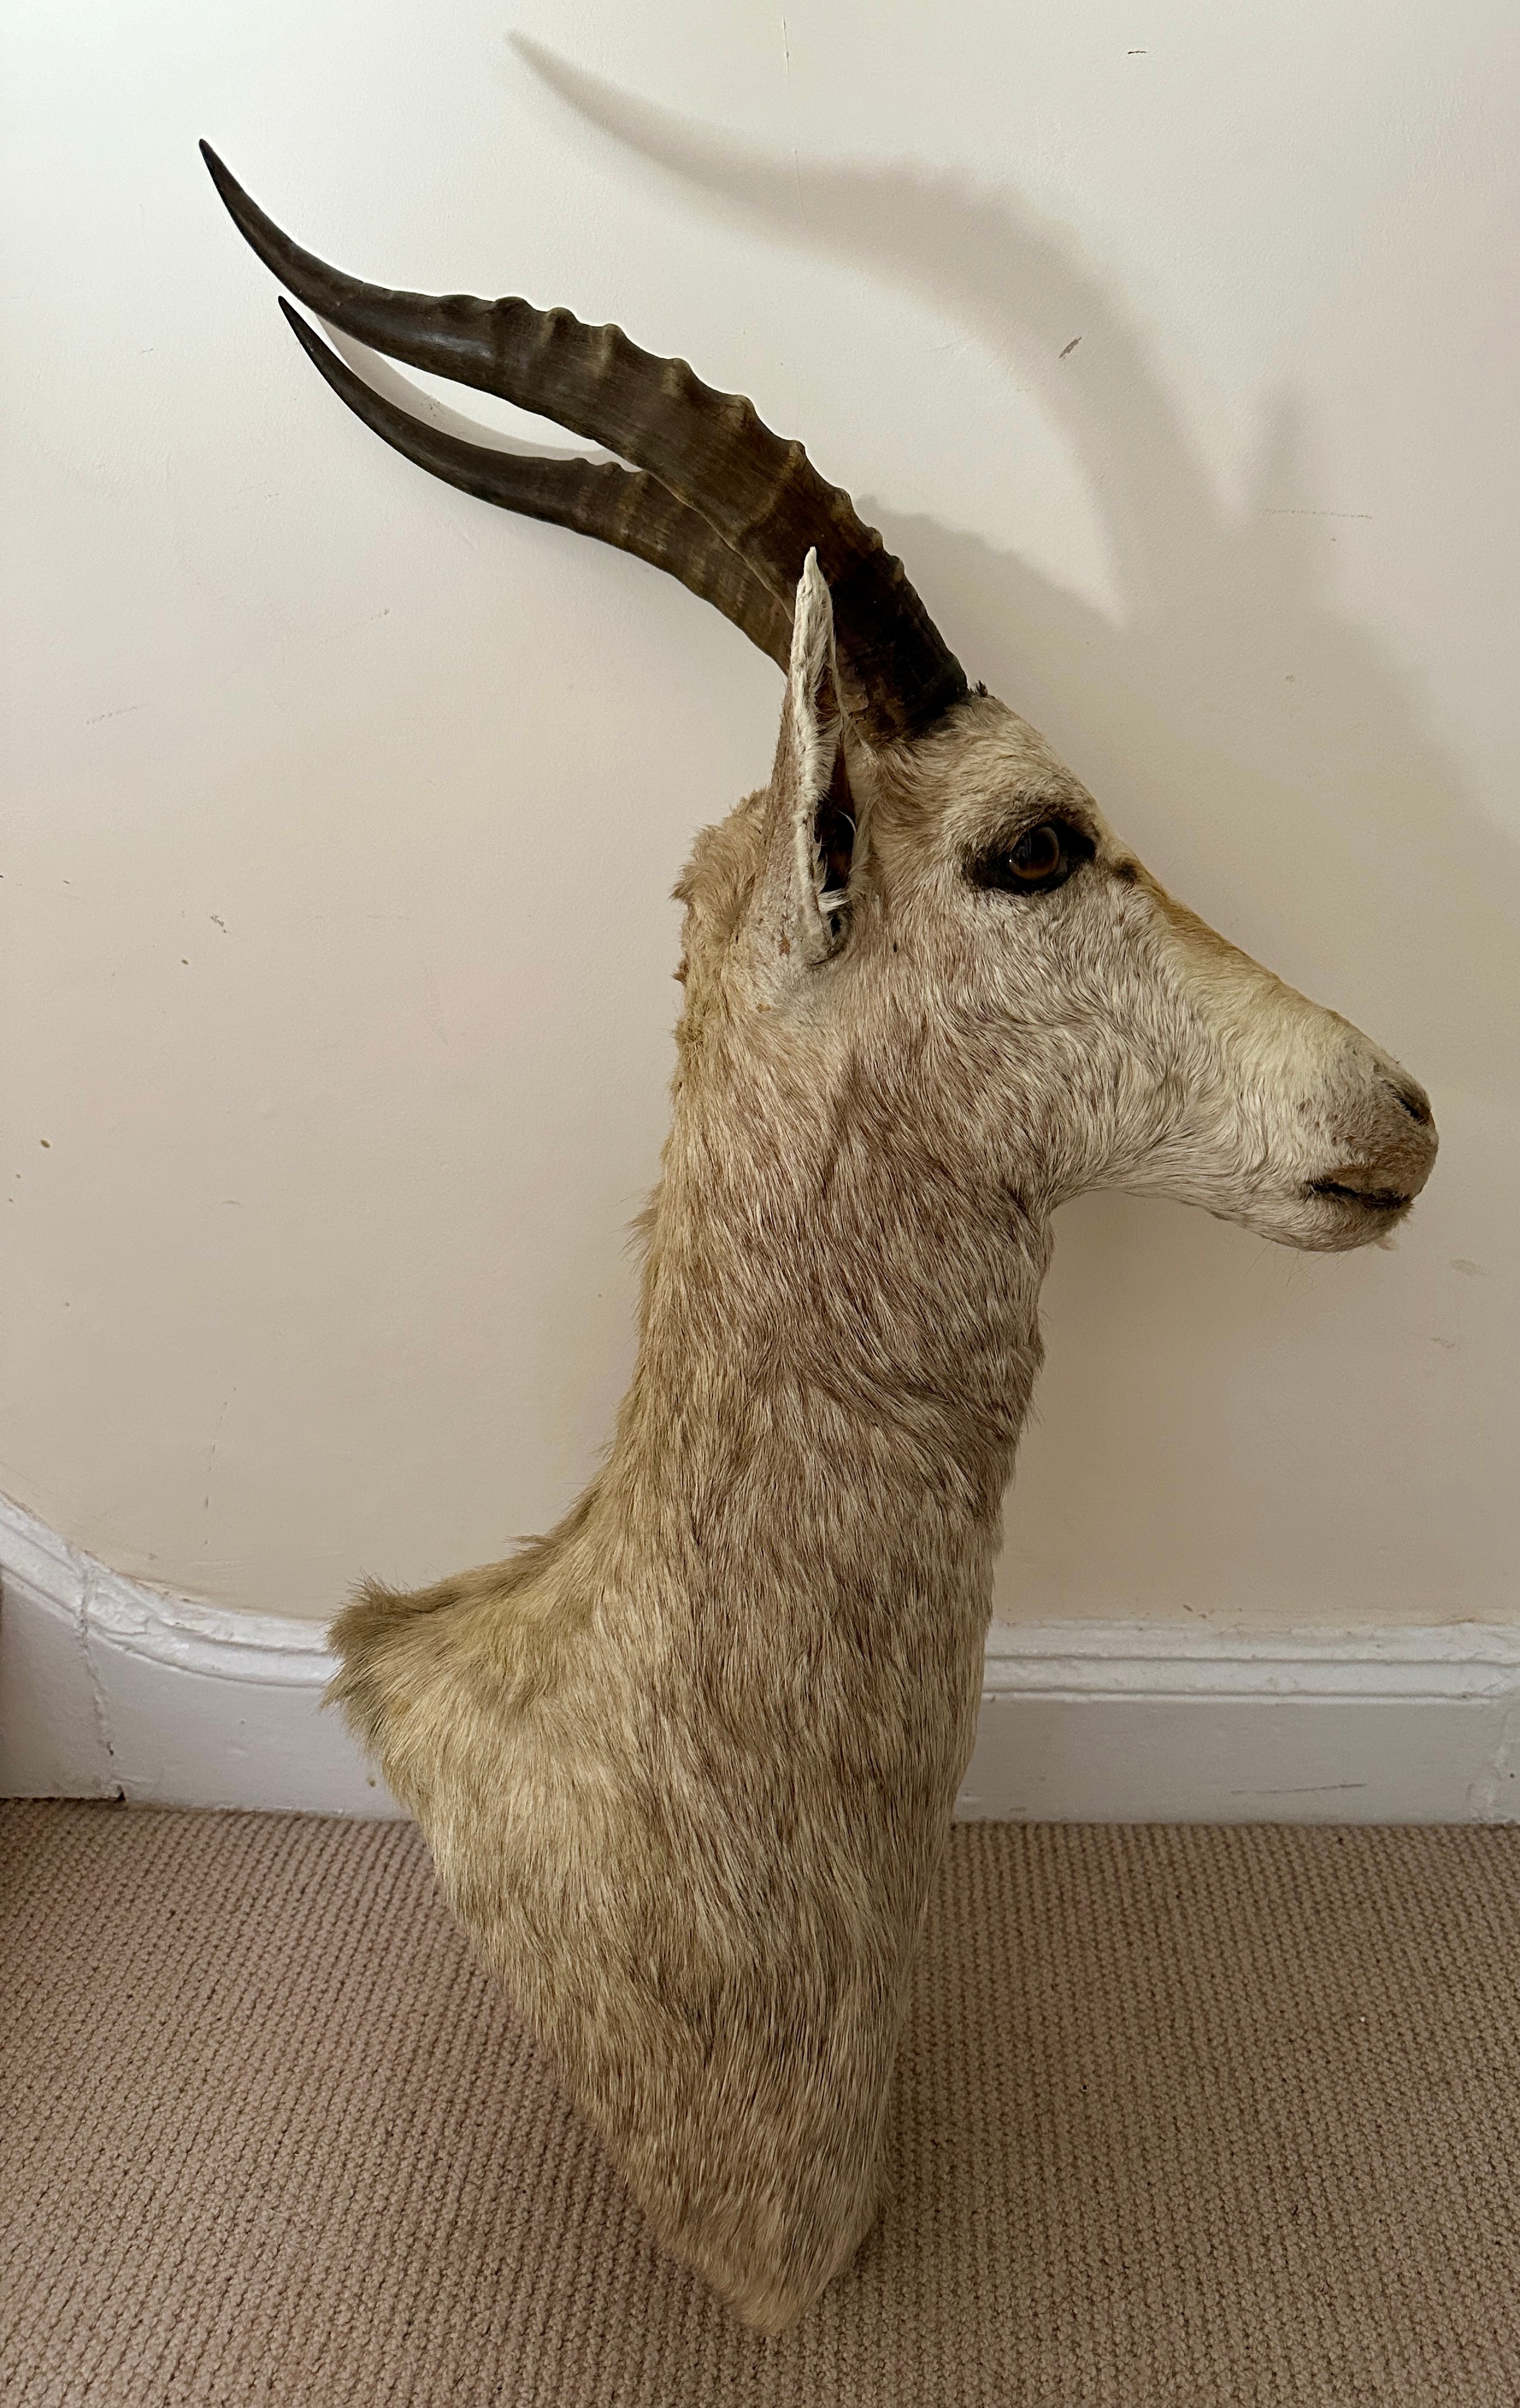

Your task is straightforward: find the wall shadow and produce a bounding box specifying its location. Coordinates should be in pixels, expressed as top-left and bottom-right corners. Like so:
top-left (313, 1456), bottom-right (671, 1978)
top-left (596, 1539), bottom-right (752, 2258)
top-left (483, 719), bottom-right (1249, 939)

top-left (510, 35), bottom-right (1519, 1112)
top-left (490, 45), bottom-right (1517, 1616)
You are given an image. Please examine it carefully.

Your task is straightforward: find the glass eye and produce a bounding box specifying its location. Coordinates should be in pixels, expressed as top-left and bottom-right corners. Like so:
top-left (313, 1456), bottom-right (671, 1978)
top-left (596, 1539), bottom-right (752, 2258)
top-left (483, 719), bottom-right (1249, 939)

top-left (967, 818), bottom-right (1094, 896)
top-left (1010, 823), bottom-right (1062, 880)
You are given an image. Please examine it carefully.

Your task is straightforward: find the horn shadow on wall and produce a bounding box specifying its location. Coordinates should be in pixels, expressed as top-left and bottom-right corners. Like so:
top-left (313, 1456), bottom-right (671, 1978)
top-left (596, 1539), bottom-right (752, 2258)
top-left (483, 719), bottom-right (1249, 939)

top-left (508, 36), bottom-right (1518, 1107)
top-left (432, 44), bottom-right (1511, 1620)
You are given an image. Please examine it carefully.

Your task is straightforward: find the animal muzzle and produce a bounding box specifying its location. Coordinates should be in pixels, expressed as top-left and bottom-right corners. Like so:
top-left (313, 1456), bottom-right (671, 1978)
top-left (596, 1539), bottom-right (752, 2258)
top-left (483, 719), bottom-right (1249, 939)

top-left (1306, 1067), bottom-right (1437, 1232)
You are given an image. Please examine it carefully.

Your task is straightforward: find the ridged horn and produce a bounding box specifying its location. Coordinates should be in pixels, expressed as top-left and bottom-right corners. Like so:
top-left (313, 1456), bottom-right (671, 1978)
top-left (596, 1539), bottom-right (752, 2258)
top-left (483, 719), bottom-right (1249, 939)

top-left (275, 301), bottom-right (792, 668)
top-left (201, 143), bottom-right (968, 744)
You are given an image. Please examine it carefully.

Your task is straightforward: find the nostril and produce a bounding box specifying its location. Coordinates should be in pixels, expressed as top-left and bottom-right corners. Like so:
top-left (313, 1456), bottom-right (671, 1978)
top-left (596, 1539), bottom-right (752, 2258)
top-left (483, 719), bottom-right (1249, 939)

top-left (1389, 1077), bottom-right (1432, 1128)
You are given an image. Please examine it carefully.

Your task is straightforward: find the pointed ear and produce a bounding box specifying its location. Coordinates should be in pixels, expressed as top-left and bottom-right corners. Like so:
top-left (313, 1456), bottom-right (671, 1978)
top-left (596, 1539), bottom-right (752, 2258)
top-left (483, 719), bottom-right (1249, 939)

top-left (753, 551), bottom-right (863, 984)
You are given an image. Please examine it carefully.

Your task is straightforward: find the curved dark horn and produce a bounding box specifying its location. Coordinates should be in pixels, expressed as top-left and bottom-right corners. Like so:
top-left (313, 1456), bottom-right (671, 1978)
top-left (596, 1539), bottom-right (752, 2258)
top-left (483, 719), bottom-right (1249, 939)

top-left (276, 301), bottom-right (792, 668)
top-left (201, 143), bottom-right (967, 742)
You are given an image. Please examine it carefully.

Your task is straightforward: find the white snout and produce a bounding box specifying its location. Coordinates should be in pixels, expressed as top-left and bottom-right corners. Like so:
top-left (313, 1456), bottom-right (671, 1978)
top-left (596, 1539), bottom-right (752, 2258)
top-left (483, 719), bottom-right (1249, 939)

top-left (1302, 1064), bottom-right (1437, 1243)
top-left (1136, 885), bottom-right (1439, 1253)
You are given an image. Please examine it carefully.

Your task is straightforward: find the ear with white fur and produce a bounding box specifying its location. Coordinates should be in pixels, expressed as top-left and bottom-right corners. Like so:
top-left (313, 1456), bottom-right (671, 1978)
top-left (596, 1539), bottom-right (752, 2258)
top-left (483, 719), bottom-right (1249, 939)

top-left (754, 552), bottom-right (863, 984)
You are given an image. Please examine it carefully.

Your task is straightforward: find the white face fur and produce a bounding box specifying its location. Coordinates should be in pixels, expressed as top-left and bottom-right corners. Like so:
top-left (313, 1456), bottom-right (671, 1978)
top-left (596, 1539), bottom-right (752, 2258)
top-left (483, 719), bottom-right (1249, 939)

top-left (716, 558), bottom-right (1437, 1255)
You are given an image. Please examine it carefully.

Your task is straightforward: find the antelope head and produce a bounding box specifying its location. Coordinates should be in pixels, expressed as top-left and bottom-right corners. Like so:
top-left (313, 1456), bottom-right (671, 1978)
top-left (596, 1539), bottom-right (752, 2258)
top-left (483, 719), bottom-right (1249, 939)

top-left (203, 145), bottom-right (1435, 1278)
top-left (206, 150), bottom-right (1443, 2331)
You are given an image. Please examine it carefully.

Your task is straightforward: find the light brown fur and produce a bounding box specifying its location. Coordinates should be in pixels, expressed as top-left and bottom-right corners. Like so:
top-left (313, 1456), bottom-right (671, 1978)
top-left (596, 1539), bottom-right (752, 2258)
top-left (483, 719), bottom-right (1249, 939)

top-left (330, 559), bottom-right (1435, 2330)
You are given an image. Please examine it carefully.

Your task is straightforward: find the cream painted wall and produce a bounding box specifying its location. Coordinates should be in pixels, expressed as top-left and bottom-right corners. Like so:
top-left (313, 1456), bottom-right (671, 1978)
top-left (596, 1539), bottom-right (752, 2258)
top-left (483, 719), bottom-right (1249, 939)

top-left (3, 1), bottom-right (1516, 1627)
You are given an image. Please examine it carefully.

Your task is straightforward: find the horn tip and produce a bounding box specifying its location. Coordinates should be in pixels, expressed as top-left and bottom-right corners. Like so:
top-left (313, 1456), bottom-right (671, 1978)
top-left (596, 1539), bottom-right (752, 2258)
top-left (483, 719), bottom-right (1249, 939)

top-left (198, 140), bottom-right (260, 236)
top-left (275, 294), bottom-right (330, 368)
top-left (199, 139), bottom-right (241, 212)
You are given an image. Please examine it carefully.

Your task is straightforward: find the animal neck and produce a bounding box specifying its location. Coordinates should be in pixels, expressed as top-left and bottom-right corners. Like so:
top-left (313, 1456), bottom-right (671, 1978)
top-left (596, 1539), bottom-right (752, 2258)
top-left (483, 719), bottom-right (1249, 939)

top-left (595, 1034), bottom-right (1049, 1619)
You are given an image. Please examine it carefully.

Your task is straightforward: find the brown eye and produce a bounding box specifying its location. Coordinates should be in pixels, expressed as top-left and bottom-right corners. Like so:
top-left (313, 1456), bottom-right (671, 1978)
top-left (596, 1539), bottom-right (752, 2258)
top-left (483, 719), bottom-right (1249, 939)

top-left (966, 817), bottom-right (1094, 897)
top-left (1010, 823), bottom-right (1062, 879)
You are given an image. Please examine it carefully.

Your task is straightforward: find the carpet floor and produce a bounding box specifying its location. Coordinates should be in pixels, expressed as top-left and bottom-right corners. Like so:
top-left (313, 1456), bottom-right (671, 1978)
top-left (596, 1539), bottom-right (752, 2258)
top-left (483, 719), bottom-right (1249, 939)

top-left (1, 1803), bottom-right (1516, 2406)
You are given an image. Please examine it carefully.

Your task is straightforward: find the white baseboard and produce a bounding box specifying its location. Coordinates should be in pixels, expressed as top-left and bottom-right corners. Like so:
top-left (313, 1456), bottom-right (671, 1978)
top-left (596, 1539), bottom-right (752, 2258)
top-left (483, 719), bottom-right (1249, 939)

top-left (3, 1493), bottom-right (1516, 1823)
top-left (966, 1621), bottom-right (1519, 1821)
top-left (0, 1495), bottom-right (396, 1818)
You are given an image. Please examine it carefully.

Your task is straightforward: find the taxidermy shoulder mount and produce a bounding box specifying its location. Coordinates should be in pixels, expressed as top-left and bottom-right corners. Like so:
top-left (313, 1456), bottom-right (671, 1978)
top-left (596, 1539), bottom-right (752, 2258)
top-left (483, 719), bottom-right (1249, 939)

top-left (203, 143), bottom-right (1437, 2332)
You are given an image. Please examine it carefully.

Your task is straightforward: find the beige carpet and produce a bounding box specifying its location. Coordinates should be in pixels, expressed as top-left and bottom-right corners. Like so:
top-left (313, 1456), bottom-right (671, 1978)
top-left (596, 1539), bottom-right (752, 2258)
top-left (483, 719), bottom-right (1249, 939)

top-left (2, 1804), bottom-right (1517, 2407)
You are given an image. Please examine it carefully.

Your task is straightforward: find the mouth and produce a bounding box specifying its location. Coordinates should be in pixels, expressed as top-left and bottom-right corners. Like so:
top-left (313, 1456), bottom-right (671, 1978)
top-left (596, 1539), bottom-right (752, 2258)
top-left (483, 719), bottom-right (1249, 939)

top-left (1307, 1177), bottom-right (1413, 1216)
